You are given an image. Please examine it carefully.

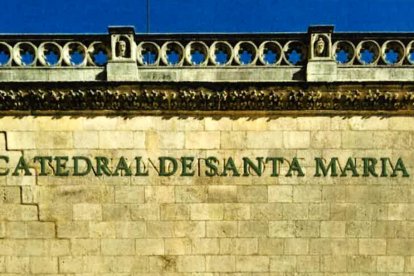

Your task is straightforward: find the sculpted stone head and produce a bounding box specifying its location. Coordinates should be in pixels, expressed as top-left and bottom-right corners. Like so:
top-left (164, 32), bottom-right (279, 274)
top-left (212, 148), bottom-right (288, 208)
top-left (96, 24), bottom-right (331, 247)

top-left (117, 40), bottom-right (127, 57)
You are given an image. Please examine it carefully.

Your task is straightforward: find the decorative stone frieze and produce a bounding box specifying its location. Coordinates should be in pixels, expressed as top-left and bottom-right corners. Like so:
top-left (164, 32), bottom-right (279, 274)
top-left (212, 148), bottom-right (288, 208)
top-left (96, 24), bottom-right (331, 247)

top-left (0, 84), bottom-right (413, 113)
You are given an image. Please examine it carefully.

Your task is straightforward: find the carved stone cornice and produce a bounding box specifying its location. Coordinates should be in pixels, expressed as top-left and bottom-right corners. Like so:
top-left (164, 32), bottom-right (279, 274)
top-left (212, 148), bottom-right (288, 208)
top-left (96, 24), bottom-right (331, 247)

top-left (0, 84), bottom-right (413, 115)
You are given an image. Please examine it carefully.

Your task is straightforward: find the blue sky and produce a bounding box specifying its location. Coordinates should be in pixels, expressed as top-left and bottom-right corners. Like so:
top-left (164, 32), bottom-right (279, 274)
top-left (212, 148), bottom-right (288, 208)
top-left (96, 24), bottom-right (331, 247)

top-left (0, 0), bottom-right (411, 33)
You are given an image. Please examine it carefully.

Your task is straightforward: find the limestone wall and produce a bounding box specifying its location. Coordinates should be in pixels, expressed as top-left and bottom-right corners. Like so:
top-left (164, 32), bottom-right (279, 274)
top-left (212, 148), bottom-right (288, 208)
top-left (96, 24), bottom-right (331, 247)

top-left (0, 115), bottom-right (413, 274)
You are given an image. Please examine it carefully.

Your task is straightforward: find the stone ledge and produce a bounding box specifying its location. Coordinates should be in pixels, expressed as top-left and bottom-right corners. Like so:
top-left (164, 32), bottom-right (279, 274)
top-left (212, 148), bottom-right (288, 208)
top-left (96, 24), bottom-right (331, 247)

top-left (0, 83), bottom-right (413, 114)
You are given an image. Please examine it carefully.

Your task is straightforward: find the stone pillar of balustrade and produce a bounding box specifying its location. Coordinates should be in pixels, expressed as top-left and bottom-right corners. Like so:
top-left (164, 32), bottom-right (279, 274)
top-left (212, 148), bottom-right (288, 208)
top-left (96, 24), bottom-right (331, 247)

top-left (306, 25), bottom-right (337, 82)
top-left (106, 26), bottom-right (139, 81)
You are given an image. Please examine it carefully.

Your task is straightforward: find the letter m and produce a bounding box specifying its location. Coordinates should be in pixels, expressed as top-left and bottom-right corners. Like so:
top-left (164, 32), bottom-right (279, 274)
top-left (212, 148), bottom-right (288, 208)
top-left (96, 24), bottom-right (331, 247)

top-left (314, 157), bottom-right (339, 177)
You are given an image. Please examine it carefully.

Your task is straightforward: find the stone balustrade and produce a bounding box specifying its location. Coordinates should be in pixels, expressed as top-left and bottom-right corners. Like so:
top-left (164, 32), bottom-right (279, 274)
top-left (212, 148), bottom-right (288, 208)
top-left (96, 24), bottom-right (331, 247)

top-left (2, 27), bottom-right (414, 68)
top-left (0, 26), bottom-right (413, 83)
top-left (0, 25), bottom-right (414, 114)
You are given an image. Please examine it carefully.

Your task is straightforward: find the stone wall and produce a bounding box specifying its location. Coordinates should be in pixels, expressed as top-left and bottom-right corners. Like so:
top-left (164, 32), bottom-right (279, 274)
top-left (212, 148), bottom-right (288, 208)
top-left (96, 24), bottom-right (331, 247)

top-left (0, 115), bottom-right (413, 275)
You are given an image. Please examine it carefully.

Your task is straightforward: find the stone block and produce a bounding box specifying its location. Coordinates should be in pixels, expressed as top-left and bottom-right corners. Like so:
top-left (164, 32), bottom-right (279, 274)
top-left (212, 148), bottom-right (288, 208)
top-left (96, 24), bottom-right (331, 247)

top-left (284, 238), bottom-right (309, 255)
top-left (237, 186), bottom-right (267, 202)
top-left (34, 116), bottom-right (84, 131)
top-left (0, 204), bottom-right (38, 221)
top-left (238, 221), bottom-right (268, 237)
top-left (6, 222), bottom-right (26, 238)
top-left (293, 186), bottom-right (321, 202)
top-left (39, 203), bottom-right (72, 221)
top-left (102, 204), bottom-right (130, 221)
top-left (321, 221), bottom-right (346, 237)
top-left (232, 118), bottom-right (269, 131)
top-left (115, 186), bottom-right (144, 203)
top-left (322, 186), bottom-right (346, 203)
top-left (207, 185), bottom-right (237, 203)
top-left (294, 220), bottom-right (320, 237)
top-left (206, 221), bottom-right (237, 237)
top-left (158, 131), bottom-right (185, 149)
top-left (235, 238), bottom-right (258, 254)
top-left (359, 238), bottom-right (386, 255)
top-left (297, 117), bottom-right (330, 130)
top-left (146, 221), bottom-right (175, 238)
top-left (270, 256), bottom-right (296, 272)
top-left (386, 239), bottom-right (414, 255)
top-left (309, 203), bottom-right (330, 220)
top-left (130, 204), bottom-right (159, 220)
top-left (21, 186), bottom-right (38, 204)
top-left (321, 255), bottom-right (347, 272)
top-left (192, 238), bottom-right (219, 254)
top-left (59, 256), bottom-right (86, 273)
top-left (101, 239), bottom-right (135, 255)
top-left (346, 221), bottom-right (371, 237)
top-left (29, 257), bottom-right (58, 274)
top-left (47, 239), bottom-right (70, 256)
top-left (82, 116), bottom-right (119, 130)
top-left (175, 186), bottom-right (207, 203)
top-left (71, 239), bottom-right (100, 255)
top-left (89, 222), bottom-right (116, 238)
top-left (251, 203), bottom-right (282, 220)
top-left (39, 185), bottom-right (114, 204)
top-left (349, 116), bottom-right (389, 130)
top-left (282, 203), bottom-right (308, 220)
top-left (236, 256), bottom-right (269, 272)
top-left (297, 255), bottom-right (320, 272)
top-left (258, 238), bottom-right (284, 255)
top-left (174, 221), bottom-right (205, 238)
top-left (405, 256), bottom-right (414, 272)
top-left (73, 131), bottom-right (99, 149)
top-left (6, 132), bottom-right (36, 149)
top-left (26, 222), bottom-right (55, 238)
top-left (389, 117), bottom-right (414, 130)
top-left (177, 255), bottom-right (205, 272)
top-left (220, 131), bottom-right (247, 149)
top-left (148, 255), bottom-right (176, 272)
top-left (107, 61), bottom-right (139, 81)
top-left (4, 256), bottom-right (29, 273)
top-left (341, 131), bottom-right (375, 149)
top-left (311, 131), bottom-right (341, 148)
top-left (190, 203), bottom-right (223, 220)
top-left (57, 221), bottom-right (89, 238)
top-left (73, 203), bottom-right (102, 221)
top-left (115, 221), bottom-right (145, 238)
top-left (160, 204), bottom-right (190, 220)
top-left (0, 222), bottom-right (4, 238)
top-left (0, 187), bottom-right (21, 204)
top-left (246, 131), bottom-right (283, 148)
top-left (35, 131), bottom-right (73, 149)
top-left (268, 117), bottom-right (298, 130)
top-left (99, 131), bottom-right (135, 149)
top-left (133, 131), bottom-right (146, 148)
top-left (347, 255), bottom-right (376, 272)
top-left (164, 238), bottom-right (192, 255)
top-left (185, 131), bottom-right (220, 149)
top-left (205, 117), bottom-right (232, 130)
top-left (145, 186), bottom-right (175, 203)
top-left (331, 239), bottom-right (358, 255)
top-left (283, 131), bottom-right (310, 148)
top-left (269, 221), bottom-right (295, 237)
top-left (310, 238), bottom-right (331, 255)
top-left (306, 60), bottom-right (337, 82)
top-left (206, 255), bottom-right (235, 272)
top-left (224, 203), bottom-right (251, 220)
top-left (268, 185), bottom-right (292, 202)
top-left (136, 239), bottom-right (164, 255)
top-left (6, 172), bottom-right (36, 186)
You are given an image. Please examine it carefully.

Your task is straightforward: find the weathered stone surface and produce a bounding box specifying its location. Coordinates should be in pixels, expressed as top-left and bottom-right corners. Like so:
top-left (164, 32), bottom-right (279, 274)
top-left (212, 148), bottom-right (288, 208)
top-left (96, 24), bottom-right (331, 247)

top-left (0, 113), bottom-right (414, 275)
